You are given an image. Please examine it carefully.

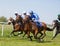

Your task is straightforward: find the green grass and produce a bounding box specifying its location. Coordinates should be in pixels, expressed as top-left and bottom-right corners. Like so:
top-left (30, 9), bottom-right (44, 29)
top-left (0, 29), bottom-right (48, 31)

top-left (0, 24), bottom-right (60, 46)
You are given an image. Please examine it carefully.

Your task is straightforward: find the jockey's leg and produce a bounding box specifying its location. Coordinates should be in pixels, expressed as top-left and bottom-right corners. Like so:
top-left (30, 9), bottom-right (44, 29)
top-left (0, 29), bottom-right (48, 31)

top-left (36, 22), bottom-right (42, 28)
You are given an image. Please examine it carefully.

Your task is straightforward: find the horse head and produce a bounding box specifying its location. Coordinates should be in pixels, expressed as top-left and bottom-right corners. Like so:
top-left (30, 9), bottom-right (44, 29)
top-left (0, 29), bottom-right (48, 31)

top-left (8, 17), bottom-right (15, 25)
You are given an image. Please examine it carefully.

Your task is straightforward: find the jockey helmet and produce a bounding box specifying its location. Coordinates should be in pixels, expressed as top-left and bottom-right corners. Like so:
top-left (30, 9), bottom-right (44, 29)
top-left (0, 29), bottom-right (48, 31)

top-left (58, 14), bottom-right (60, 20)
top-left (15, 12), bottom-right (18, 15)
top-left (28, 10), bottom-right (33, 14)
top-left (22, 11), bottom-right (26, 15)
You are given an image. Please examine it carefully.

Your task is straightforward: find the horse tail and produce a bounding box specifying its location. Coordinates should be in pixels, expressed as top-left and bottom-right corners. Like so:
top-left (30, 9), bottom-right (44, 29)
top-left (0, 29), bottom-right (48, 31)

top-left (41, 22), bottom-right (53, 31)
top-left (46, 27), bottom-right (53, 31)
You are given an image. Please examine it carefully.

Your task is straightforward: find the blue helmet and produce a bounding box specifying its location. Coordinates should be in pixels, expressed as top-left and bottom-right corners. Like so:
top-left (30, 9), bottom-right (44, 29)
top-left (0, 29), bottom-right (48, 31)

top-left (28, 10), bottom-right (33, 14)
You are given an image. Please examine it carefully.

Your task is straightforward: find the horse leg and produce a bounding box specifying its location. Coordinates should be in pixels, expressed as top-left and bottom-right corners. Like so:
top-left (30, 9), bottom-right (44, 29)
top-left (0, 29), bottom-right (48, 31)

top-left (10, 31), bottom-right (15, 36)
top-left (34, 33), bottom-right (38, 39)
top-left (38, 30), bottom-right (46, 42)
top-left (38, 32), bottom-right (43, 39)
top-left (23, 31), bottom-right (27, 37)
top-left (17, 31), bottom-right (23, 36)
top-left (52, 27), bottom-right (59, 40)
top-left (13, 32), bottom-right (18, 36)
top-left (34, 29), bottom-right (38, 39)
top-left (27, 31), bottom-right (32, 41)
top-left (40, 30), bottom-right (46, 39)
top-left (52, 31), bottom-right (58, 40)
top-left (10, 30), bottom-right (18, 36)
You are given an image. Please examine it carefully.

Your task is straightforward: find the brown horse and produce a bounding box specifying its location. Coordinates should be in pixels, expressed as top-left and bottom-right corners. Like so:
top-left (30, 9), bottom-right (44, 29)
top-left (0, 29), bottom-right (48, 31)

top-left (8, 17), bottom-right (23, 36)
top-left (23, 15), bottom-right (53, 41)
top-left (30, 20), bottom-right (47, 40)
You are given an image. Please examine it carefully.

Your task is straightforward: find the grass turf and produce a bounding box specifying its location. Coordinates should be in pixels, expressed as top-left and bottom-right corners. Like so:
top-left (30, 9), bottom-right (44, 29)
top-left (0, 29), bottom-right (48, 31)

top-left (0, 24), bottom-right (60, 46)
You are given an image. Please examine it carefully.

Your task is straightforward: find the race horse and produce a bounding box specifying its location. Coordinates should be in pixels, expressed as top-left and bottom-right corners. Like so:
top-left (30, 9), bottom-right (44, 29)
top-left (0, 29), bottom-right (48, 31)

top-left (21, 15), bottom-right (53, 41)
top-left (30, 19), bottom-right (53, 41)
top-left (8, 17), bottom-right (23, 36)
top-left (52, 20), bottom-right (60, 40)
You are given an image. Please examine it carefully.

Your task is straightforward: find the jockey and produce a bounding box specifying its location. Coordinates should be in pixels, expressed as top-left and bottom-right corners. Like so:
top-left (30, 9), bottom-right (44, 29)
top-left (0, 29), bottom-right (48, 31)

top-left (15, 12), bottom-right (22, 24)
top-left (21, 11), bottom-right (27, 19)
top-left (15, 12), bottom-right (19, 16)
top-left (27, 10), bottom-right (42, 27)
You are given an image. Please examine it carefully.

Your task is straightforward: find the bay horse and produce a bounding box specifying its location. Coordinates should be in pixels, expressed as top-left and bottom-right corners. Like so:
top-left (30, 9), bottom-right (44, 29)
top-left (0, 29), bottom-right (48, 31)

top-left (8, 17), bottom-right (23, 36)
top-left (30, 20), bottom-right (52, 41)
top-left (22, 15), bottom-right (53, 41)
top-left (52, 20), bottom-right (60, 40)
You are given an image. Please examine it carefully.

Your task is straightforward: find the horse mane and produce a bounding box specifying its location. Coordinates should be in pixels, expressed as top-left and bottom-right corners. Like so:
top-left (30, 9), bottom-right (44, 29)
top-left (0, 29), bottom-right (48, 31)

top-left (16, 15), bottom-right (23, 23)
top-left (19, 15), bottom-right (23, 20)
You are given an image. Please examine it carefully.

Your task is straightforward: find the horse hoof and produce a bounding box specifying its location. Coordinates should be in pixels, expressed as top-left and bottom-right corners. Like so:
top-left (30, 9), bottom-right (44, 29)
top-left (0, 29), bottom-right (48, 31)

top-left (30, 39), bottom-right (32, 41)
top-left (31, 36), bottom-right (33, 37)
top-left (40, 39), bottom-right (43, 41)
top-left (18, 35), bottom-right (21, 37)
top-left (38, 39), bottom-right (44, 42)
